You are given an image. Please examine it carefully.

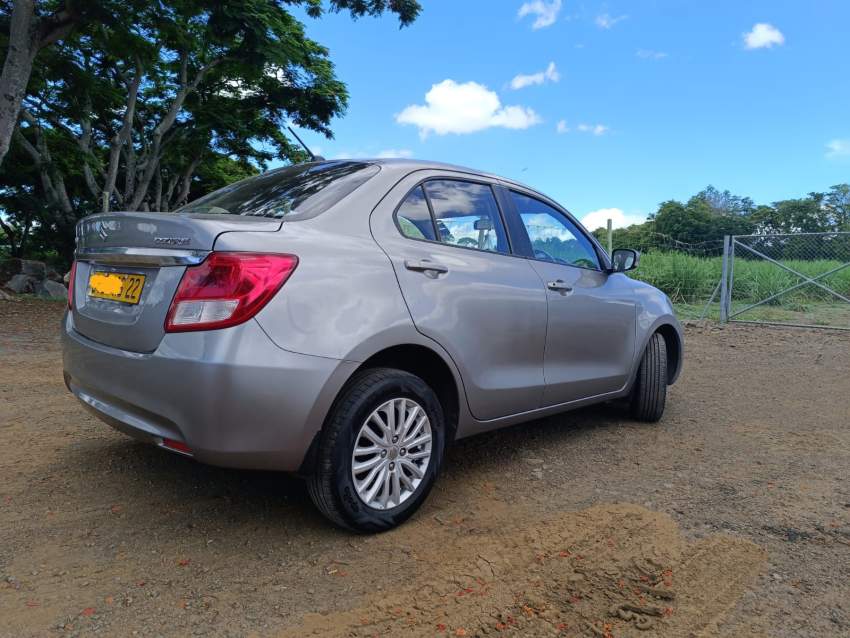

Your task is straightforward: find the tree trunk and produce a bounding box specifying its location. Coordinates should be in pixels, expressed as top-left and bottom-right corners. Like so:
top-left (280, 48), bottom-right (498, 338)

top-left (103, 61), bottom-right (142, 212)
top-left (0, 0), bottom-right (37, 166)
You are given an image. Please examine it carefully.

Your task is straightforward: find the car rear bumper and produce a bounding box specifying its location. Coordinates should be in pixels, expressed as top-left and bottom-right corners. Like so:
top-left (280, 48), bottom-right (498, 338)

top-left (62, 311), bottom-right (357, 471)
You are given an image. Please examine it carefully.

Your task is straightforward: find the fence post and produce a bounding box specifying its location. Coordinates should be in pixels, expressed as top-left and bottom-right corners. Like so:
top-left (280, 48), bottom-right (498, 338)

top-left (719, 235), bottom-right (731, 323)
top-left (606, 218), bottom-right (613, 255)
top-left (728, 235), bottom-right (736, 306)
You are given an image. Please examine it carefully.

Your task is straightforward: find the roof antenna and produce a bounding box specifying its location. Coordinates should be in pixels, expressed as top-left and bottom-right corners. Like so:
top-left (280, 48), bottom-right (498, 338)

top-left (287, 126), bottom-right (324, 162)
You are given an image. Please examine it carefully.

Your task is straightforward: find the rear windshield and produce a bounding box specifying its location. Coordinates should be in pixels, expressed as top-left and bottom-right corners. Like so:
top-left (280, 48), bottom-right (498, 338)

top-left (176, 161), bottom-right (379, 219)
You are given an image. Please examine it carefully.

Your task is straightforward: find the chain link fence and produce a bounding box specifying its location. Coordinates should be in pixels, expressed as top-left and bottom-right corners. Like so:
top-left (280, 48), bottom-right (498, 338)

top-left (611, 230), bottom-right (850, 329)
top-left (621, 233), bottom-right (726, 321)
top-left (725, 232), bottom-right (850, 329)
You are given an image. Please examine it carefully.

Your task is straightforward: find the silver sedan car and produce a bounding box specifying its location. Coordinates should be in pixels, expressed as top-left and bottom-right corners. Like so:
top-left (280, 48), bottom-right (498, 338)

top-left (63, 159), bottom-right (683, 531)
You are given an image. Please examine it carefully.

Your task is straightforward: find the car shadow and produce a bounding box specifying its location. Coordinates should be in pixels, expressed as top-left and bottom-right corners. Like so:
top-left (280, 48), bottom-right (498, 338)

top-left (55, 400), bottom-right (630, 540)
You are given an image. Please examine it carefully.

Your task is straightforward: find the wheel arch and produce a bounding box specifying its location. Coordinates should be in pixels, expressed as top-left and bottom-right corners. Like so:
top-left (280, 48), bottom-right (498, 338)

top-left (654, 322), bottom-right (683, 384)
top-left (298, 342), bottom-right (463, 475)
top-left (629, 317), bottom-right (684, 390)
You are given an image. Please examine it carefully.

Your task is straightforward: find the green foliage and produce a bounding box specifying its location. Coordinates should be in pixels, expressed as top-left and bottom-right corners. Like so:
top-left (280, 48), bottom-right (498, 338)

top-left (0, 0), bottom-right (421, 266)
top-left (590, 184), bottom-right (850, 262)
top-left (189, 156), bottom-right (259, 200)
top-left (630, 252), bottom-right (850, 306)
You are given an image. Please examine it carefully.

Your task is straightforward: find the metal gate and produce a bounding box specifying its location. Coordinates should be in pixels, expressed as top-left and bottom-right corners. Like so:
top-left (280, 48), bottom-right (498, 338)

top-left (719, 232), bottom-right (850, 330)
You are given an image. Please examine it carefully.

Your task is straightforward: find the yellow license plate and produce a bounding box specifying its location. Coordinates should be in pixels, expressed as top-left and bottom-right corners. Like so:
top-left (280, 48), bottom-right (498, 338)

top-left (87, 271), bottom-right (146, 305)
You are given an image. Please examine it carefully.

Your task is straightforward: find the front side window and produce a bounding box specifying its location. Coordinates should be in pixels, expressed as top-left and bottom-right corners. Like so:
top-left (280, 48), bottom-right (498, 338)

top-left (177, 161), bottom-right (380, 219)
top-left (423, 180), bottom-right (509, 254)
top-left (510, 191), bottom-right (600, 269)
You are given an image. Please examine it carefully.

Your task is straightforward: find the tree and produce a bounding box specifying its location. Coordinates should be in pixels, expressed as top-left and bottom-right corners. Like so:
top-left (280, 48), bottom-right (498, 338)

top-left (0, 134), bottom-right (44, 257)
top-left (0, 0), bottom-right (101, 166)
top-left (751, 196), bottom-right (830, 234)
top-left (824, 184), bottom-right (850, 230)
top-left (1, 0), bottom-right (421, 264)
top-left (692, 185), bottom-right (754, 217)
top-left (0, 1), bottom-right (420, 169)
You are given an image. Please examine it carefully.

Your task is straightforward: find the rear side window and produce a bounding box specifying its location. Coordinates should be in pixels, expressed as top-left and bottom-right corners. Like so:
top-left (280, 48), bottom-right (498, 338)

top-left (423, 180), bottom-right (509, 254)
top-left (396, 187), bottom-right (437, 241)
top-left (177, 161), bottom-right (380, 219)
top-left (510, 191), bottom-right (600, 269)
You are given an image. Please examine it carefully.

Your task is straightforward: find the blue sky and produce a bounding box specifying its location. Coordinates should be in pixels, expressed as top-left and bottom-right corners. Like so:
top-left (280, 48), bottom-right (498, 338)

top-left (290, 1), bottom-right (850, 230)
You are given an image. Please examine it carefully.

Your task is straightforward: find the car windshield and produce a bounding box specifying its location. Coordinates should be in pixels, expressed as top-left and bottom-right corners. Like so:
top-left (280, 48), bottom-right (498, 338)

top-left (176, 161), bottom-right (380, 219)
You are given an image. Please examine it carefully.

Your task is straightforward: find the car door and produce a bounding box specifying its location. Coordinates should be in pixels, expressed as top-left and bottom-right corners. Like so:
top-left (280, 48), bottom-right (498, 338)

top-left (502, 188), bottom-right (637, 406)
top-left (370, 173), bottom-right (548, 421)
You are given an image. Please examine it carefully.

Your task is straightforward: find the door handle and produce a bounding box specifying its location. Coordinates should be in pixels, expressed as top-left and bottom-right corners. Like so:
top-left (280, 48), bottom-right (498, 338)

top-left (547, 280), bottom-right (573, 293)
top-left (404, 259), bottom-right (449, 274)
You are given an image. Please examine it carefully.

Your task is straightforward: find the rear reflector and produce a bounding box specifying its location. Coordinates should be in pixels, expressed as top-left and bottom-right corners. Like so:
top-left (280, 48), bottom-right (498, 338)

top-left (165, 252), bottom-right (298, 332)
top-left (68, 261), bottom-right (77, 309)
top-left (161, 438), bottom-right (193, 455)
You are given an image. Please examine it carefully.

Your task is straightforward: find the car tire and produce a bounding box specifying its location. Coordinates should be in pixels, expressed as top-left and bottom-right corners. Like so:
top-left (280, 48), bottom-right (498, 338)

top-left (307, 367), bottom-right (445, 532)
top-left (630, 332), bottom-right (668, 423)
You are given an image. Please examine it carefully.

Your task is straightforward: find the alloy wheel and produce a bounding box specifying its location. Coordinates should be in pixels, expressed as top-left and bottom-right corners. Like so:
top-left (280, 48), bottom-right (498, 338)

top-left (350, 397), bottom-right (433, 510)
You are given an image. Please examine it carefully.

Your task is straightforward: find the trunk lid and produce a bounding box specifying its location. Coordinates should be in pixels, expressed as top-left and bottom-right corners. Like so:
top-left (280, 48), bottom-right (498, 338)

top-left (72, 212), bottom-right (282, 352)
top-left (76, 211), bottom-right (282, 253)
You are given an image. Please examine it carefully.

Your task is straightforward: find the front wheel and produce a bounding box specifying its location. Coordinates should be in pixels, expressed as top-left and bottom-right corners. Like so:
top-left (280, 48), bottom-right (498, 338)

top-left (630, 332), bottom-right (668, 422)
top-left (307, 368), bottom-right (445, 532)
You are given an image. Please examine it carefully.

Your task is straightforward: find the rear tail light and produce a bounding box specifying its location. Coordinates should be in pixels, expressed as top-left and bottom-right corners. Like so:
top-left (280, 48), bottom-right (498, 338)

top-left (165, 252), bottom-right (298, 332)
top-left (68, 261), bottom-right (78, 309)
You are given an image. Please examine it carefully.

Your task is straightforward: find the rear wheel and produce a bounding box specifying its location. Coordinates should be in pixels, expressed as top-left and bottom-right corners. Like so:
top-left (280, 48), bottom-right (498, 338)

top-left (630, 332), bottom-right (668, 422)
top-left (307, 368), bottom-right (445, 532)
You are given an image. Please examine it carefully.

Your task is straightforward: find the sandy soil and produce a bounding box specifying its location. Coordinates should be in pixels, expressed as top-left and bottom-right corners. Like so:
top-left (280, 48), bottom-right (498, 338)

top-left (1, 298), bottom-right (848, 637)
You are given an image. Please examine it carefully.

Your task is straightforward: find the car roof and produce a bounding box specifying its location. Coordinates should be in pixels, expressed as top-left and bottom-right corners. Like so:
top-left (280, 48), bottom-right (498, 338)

top-left (312, 158), bottom-right (540, 194)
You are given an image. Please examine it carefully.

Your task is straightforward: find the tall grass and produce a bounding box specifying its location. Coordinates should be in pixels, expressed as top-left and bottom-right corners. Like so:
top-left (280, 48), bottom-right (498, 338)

top-left (631, 252), bottom-right (850, 306)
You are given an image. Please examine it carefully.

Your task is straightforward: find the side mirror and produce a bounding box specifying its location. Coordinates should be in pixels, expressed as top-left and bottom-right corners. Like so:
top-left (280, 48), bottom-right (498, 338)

top-left (474, 218), bottom-right (493, 231)
top-left (610, 248), bottom-right (640, 273)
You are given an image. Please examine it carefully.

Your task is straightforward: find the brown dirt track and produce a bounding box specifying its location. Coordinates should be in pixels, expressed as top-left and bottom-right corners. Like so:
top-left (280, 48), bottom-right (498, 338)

top-left (1, 298), bottom-right (848, 638)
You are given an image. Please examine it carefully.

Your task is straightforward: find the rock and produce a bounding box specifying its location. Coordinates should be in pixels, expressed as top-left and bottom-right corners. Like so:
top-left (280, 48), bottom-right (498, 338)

top-left (36, 279), bottom-right (68, 300)
top-left (45, 266), bottom-right (63, 283)
top-left (0, 258), bottom-right (47, 284)
top-left (6, 274), bottom-right (38, 294)
top-left (0, 288), bottom-right (14, 301)
top-left (20, 259), bottom-right (47, 278)
top-left (0, 260), bottom-right (18, 285)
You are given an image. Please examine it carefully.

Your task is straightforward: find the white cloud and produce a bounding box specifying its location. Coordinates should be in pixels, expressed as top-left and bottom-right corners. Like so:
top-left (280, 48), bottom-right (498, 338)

top-left (376, 148), bottom-right (414, 159)
top-left (577, 123), bottom-right (610, 136)
top-left (595, 13), bottom-right (627, 29)
top-left (743, 23), bottom-right (785, 49)
top-left (556, 119), bottom-right (569, 134)
top-left (636, 49), bottom-right (667, 60)
top-left (518, 0), bottom-right (561, 29)
top-left (826, 139), bottom-right (850, 159)
top-left (582, 208), bottom-right (647, 231)
top-left (396, 80), bottom-right (541, 139)
top-left (509, 61), bottom-right (560, 90)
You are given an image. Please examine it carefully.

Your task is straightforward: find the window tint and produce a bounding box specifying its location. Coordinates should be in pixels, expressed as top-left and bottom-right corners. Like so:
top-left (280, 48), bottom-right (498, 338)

top-left (396, 186), bottom-right (437, 241)
top-left (510, 191), bottom-right (600, 269)
top-left (423, 180), bottom-right (509, 254)
top-left (177, 161), bottom-right (379, 219)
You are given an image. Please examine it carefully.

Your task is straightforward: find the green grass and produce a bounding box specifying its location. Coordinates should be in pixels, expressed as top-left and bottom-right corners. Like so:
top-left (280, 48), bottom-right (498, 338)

top-left (631, 251), bottom-right (850, 323)
top-left (633, 252), bottom-right (850, 303)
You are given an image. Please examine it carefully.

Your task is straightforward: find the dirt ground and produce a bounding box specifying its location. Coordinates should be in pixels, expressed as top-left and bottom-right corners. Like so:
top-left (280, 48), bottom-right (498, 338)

top-left (1, 299), bottom-right (849, 638)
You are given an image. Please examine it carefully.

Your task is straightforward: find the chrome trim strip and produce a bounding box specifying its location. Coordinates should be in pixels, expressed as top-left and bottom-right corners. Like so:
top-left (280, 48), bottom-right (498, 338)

top-left (75, 247), bottom-right (208, 266)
